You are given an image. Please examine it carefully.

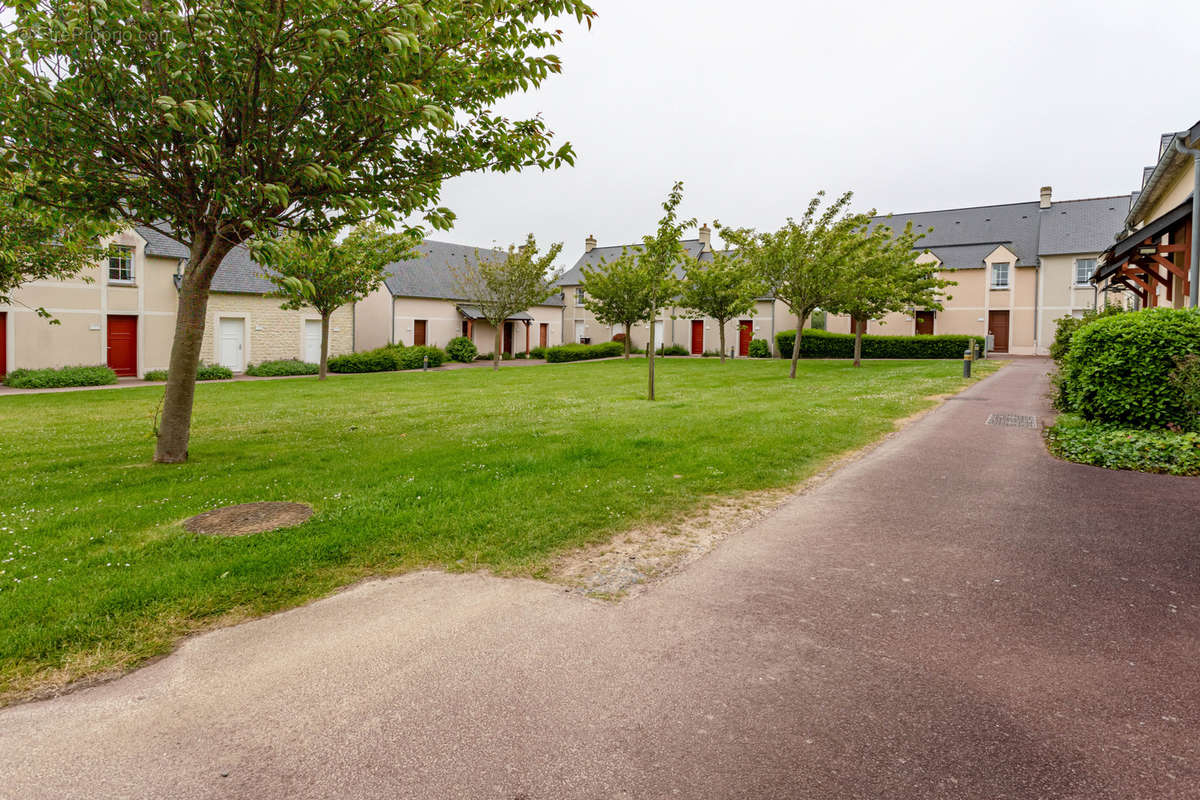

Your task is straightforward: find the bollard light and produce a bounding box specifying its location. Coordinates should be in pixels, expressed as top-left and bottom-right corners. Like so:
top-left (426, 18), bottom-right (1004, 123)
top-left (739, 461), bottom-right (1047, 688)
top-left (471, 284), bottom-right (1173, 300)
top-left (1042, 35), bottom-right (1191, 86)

top-left (963, 348), bottom-right (972, 378)
top-left (423, 355), bottom-right (429, 372)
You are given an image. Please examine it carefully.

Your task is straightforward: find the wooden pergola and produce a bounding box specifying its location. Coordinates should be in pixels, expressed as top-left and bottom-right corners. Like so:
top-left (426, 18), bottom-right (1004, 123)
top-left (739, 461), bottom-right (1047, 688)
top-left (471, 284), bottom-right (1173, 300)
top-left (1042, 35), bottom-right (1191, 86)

top-left (1094, 198), bottom-right (1193, 307)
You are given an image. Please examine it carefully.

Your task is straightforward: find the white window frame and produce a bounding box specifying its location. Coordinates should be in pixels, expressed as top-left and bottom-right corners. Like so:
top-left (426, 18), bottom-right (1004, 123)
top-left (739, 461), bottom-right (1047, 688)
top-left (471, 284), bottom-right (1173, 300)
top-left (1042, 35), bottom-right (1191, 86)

top-left (990, 262), bottom-right (1010, 289)
top-left (1074, 258), bottom-right (1096, 286)
top-left (108, 245), bottom-right (135, 283)
top-left (576, 288), bottom-right (587, 307)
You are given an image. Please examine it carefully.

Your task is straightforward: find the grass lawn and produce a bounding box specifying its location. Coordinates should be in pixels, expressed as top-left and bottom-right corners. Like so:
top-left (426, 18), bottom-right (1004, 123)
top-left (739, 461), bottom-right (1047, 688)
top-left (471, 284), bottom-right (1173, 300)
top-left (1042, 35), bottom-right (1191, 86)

top-left (0, 356), bottom-right (999, 702)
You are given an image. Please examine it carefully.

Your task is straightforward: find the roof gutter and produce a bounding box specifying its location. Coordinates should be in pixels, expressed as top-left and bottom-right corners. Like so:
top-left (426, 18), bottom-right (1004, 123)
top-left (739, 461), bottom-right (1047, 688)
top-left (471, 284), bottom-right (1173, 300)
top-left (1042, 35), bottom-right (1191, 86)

top-left (1173, 136), bottom-right (1200, 308)
top-left (1127, 132), bottom-right (1187, 232)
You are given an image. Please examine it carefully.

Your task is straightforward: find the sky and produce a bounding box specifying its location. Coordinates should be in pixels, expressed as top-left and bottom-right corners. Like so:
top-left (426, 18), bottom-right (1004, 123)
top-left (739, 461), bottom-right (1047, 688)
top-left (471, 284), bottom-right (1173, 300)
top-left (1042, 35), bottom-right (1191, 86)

top-left (427, 0), bottom-right (1200, 265)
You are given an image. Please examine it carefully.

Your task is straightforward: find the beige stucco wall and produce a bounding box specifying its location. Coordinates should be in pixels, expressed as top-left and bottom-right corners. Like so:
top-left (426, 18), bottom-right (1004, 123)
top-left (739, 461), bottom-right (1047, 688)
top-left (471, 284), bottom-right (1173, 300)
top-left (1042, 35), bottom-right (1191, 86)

top-left (198, 294), bottom-right (354, 370)
top-left (386, 295), bottom-right (564, 355)
top-left (354, 285), bottom-right (394, 352)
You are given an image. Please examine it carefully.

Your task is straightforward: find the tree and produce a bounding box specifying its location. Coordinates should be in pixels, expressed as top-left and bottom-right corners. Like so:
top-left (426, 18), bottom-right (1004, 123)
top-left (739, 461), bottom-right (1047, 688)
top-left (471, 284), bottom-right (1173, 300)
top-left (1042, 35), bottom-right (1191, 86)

top-left (0, 0), bottom-right (595, 462)
top-left (580, 248), bottom-right (653, 359)
top-left (826, 222), bottom-right (955, 367)
top-left (679, 249), bottom-right (763, 363)
top-left (0, 173), bottom-right (117, 319)
top-left (450, 235), bottom-right (563, 370)
top-left (254, 224), bottom-right (418, 379)
top-left (721, 191), bottom-right (871, 379)
top-left (638, 182), bottom-right (695, 400)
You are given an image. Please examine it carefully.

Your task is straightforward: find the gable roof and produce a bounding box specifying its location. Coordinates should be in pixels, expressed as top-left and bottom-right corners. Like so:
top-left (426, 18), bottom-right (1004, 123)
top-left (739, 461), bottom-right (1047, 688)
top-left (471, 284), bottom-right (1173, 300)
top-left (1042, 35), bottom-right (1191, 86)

top-left (137, 225), bottom-right (276, 294)
top-left (1127, 120), bottom-right (1200, 228)
top-left (557, 239), bottom-right (707, 286)
top-left (1036, 196), bottom-right (1132, 255)
top-left (383, 239), bottom-right (564, 307)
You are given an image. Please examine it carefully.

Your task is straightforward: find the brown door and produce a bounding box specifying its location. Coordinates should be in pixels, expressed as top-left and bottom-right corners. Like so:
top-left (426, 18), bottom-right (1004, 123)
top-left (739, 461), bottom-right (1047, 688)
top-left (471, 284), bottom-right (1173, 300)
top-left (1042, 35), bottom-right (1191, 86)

top-left (0, 312), bottom-right (6, 377)
top-left (738, 320), bottom-right (753, 356)
top-left (503, 321), bottom-right (513, 354)
top-left (413, 319), bottom-right (427, 346)
top-left (539, 323), bottom-right (548, 348)
top-left (690, 320), bottom-right (704, 354)
top-left (988, 310), bottom-right (1010, 353)
top-left (106, 315), bottom-right (138, 377)
top-left (915, 310), bottom-right (934, 335)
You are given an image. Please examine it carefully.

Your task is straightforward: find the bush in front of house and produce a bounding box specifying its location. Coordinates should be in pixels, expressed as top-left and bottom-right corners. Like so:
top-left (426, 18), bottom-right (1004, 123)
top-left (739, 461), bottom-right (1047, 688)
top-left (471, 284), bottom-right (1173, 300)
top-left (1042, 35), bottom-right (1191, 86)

top-left (445, 336), bottom-right (478, 363)
top-left (748, 338), bottom-right (771, 358)
top-left (658, 344), bottom-right (689, 357)
top-left (196, 364), bottom-right (234, 380)
top-left (774, 329), bottom-right (977, 360)
top-left (529, 346), bottom-right (548, 360)
top-left (143, 369), bottom-right (168, 382)
top-left (1059, 308), bottom-right (1200, 429)
top-left (544, 341), bottom-right (625, 363)
top-left (1046, 413), bottom-right (1200, 476)
top-left (327, 344), bottom-right (405, 373)
top-left (395, 345), bottom-right (447, 370)
top-left (1049, 305), bottom-right (1125, 364)
top-left (4, 364), bottom-right (118, 388)
top-left (245, 359), bottom-right (320, 377)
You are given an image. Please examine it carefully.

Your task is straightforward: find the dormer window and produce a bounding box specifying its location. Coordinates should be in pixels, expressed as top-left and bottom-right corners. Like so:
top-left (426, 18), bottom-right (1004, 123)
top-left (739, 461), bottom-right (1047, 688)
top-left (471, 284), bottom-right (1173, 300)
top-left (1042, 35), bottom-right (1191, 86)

top-left (990, 262), bottom-right (1010, 289)
top-left (108, 245), bottom-right (134, 283)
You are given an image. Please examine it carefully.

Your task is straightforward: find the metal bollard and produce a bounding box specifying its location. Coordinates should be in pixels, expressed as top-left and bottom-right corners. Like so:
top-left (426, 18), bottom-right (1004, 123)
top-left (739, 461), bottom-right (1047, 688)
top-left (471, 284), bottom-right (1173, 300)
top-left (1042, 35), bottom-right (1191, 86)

top-left (962, 348), bottom-right (973, 378)
top-left (423, 355), bottom-right (429, 372)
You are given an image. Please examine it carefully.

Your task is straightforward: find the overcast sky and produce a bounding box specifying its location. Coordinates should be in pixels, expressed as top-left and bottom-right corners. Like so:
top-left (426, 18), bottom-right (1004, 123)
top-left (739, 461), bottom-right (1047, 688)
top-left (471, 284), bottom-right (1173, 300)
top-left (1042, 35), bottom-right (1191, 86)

top-left (429, 0), bottom-right (1200, 264)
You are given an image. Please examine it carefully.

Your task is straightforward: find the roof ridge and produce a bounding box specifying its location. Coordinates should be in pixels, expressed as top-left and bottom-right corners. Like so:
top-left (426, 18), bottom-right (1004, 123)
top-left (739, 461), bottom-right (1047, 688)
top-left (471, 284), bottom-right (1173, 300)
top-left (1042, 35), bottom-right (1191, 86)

top-left (874, 199), bottom-right (1040, 218)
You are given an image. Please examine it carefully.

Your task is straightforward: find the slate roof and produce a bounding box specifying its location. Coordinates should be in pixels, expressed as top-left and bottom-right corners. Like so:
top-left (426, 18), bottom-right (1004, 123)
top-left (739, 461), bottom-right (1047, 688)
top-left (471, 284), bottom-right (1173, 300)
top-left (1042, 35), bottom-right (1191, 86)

top-left (383, 239), bottom-right (564, 306)
top-left (1036, 196), bottom-right (1132, 255)
top-left (137, 224), bottom-right (275, 294)
top-left (557, 239), bottom-right (707, 287)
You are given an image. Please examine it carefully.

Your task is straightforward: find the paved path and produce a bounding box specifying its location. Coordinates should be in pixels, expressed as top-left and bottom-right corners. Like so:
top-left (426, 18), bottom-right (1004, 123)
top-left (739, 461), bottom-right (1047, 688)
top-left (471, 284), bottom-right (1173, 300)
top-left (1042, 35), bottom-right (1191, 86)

top-left (3, 359), bottom-right (1198, 799)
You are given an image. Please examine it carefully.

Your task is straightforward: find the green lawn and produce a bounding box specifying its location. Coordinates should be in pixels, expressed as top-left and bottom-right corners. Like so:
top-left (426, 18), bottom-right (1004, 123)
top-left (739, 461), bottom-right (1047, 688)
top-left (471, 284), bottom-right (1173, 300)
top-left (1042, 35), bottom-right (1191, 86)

top-left (0, 357), bottom-right (997, 702)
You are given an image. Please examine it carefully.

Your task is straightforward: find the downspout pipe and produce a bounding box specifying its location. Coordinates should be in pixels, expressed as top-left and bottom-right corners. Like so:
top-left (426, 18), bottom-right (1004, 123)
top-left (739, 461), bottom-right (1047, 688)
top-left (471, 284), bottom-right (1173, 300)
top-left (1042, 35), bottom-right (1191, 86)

top-left (1173, 138), bottom-right (1200, 308)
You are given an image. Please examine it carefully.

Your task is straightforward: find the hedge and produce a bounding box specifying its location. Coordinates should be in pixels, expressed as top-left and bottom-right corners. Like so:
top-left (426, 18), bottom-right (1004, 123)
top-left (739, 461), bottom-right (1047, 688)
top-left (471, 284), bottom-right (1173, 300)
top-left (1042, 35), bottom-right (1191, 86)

top-left (774, 329), bottom-right (978, 359)
top-left (1046, 413), bottom-right (1200, 475)
top-left (545, 341), bottom-right (624, 363)
top-left (245, 359), bottom-right (320, 377)
top-left (142, 364), bottom-right (234, 382)
top-left (1059, 308), bottom-right (1200, 429)
top-left (3, 365), bottom-right (118, 389)
top-left (327, 344), bottom-right (446, 373)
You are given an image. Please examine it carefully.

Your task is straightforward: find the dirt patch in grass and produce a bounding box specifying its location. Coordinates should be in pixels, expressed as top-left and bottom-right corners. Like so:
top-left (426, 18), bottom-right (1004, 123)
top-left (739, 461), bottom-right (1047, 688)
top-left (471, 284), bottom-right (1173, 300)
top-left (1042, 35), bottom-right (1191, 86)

top-left (184, 502), bottom-right (313, 536)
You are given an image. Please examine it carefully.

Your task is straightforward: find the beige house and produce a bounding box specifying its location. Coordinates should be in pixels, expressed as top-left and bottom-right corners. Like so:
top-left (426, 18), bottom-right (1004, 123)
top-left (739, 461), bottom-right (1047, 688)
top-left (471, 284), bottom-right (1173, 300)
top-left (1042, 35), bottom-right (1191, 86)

top-left (1094, 121), bottom-right (1198, 309)
top-left (354, 240), bottom-right (565, 355)
top-left (0, 225), bottom-right (353, 378)
top-left (557, 225), bottom-right (799, 356)
top-left (825, 188), bottom-right (1132, 355)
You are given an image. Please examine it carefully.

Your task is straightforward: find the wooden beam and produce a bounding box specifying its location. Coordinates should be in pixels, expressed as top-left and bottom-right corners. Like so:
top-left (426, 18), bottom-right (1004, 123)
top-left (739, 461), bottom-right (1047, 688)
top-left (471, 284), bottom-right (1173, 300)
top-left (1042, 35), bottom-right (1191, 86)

top-left (1149, 253), bottom-right (1189, 281)
top-left (1112, 276), bottom-right (1147, 303)
top-left (1122, 265), bottom-right (1162, 289)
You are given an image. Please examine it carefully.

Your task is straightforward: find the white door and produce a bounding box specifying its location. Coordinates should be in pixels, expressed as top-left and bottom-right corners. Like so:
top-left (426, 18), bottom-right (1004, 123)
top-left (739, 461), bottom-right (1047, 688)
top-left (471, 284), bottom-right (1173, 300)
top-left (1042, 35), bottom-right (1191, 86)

top-left (575, 320), bottom-right (585, 343)
top-left (652, 320), bottom-right (665, 352)
top-left (303, 319), bottom-right (323, 363)
top-left (218, 317), bottom-right (245, 372)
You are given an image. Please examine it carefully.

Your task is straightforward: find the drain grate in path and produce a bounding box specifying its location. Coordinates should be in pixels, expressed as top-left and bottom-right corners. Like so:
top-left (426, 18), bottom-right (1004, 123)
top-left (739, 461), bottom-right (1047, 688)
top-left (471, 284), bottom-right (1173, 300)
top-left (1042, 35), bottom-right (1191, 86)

top-left (986, 414), bottom-right (1039, 429)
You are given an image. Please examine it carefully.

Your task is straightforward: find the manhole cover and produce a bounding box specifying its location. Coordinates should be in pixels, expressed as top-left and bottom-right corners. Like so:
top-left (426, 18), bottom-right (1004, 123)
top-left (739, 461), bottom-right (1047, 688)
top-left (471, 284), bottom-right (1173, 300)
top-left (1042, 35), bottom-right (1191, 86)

top-left (184, 502), bottom-right (313, 536)
top-left (986, 414), bottom-right (1038, 429)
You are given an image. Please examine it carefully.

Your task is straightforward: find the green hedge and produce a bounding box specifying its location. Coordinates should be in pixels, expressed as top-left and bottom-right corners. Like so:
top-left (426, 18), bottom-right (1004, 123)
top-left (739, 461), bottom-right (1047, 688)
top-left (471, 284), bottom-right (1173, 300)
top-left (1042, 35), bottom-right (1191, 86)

top-left (4, 365), bottom-right (118, 388)
top-left (545, 341), bottom-right (624, 363)
top-left (1046, 413), bottom-right (1200, 475)
top-left (143, 364), bottom-right (234, 382)
top-left (1049, 306), bottom-right (1125, 364)
top-left (775, 329), bottom-right (977, 359)
top-left (658, 344), bottom-right (689, 357)
top-left (748, 339), bottom-right (771, 358)
top-left (245, 359), bottom-right (320, 377)
top-left (445, 336), bottom-right (478, 363)
top-left (529, 346), bottom-right (548, 360)
top-left (1059, 308), bottom-right (1200, 429)
top-left (327, 344), bottom-right (446, 373)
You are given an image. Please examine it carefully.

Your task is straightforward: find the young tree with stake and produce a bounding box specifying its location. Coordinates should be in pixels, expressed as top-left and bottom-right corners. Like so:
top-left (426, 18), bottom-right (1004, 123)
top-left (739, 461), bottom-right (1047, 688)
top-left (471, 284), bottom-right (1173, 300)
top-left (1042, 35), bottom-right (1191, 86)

top-left (679, 249), bottom-right (763, 363)
top-left (639, 182), bottom-right (695, 400)
top-left (0, 0), bottom-right (595, 462)
top-left (580, 248), bottom-right (653, 359)
top-left (255, 224), bottom-right (418, 379)
top-left (450, 235), bottom-right (563, 370)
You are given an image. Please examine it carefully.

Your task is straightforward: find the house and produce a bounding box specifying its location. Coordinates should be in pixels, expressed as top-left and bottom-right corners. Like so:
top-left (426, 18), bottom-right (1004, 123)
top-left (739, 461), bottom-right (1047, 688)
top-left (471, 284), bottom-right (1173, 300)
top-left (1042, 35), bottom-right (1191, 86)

top-left (824, 188), bottom-right (1132, 355)
top-left (1093, 121), bottom-right (1198, 309)
top-left (354, 240), bottom-right (565, 356)
top-left (0, 226), bottom-right (354, 378)
top-left (556, 225), bottom-right (799, 356)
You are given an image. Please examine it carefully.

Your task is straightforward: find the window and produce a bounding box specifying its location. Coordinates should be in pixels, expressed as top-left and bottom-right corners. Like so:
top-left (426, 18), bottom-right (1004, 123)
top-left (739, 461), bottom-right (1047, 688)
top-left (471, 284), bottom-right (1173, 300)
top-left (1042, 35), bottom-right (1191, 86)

top-left (108, 245), bottom-right (134, 283)
top-left (1074, 258), bottom-right (1096, 286)
top-left (990, 262), bottom-right (1010, 289)
top-left (576, 289), bottom-right (587, 306)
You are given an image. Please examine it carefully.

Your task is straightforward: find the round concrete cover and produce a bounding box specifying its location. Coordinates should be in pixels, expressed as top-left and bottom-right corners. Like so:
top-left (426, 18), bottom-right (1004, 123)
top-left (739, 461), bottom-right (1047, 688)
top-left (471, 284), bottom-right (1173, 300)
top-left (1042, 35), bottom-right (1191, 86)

top-left (184, 502), bottom-right (313, 536)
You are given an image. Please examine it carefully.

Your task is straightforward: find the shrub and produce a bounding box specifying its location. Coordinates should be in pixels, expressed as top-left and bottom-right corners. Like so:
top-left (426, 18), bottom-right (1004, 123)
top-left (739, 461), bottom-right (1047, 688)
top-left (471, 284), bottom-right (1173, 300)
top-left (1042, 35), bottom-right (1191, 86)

top-left (544, 341), bottom-right (624, 363)
top-left (529, 346), bottom-right (548, 360)
top-left (775, 329), bottom-right (977, 359)
top-left (445, 336), bottom-right (478, 363)
top-left (143, 369), bottom-right (168, 382)
top-left (515, 352), bottom-right (529, 359)
top-left (748, 338), bottom-right (771, 358)
top-left (245, 359), bottom-right (320, 377)
top-left (1046, 413), bottom-right (1200, 476)
top-left (328, 344), bottom-right (405, 373)
top-left (395, 345), bottom-right (447, 370)
top-left (1049, 305), bottom-right (1124, 364)
top-left (1060, 308), bottom-right (1200, 429)
top-left (1169, 354), bottom-right (1200, 424)
top-left (196, 364), bottom-right (234, 380)
top-left (3, 365), bottom-right (118, 389)
top-left (477, 352), bottom-right (494, 361)
top-left (659, 344), bottom-right (689, 357)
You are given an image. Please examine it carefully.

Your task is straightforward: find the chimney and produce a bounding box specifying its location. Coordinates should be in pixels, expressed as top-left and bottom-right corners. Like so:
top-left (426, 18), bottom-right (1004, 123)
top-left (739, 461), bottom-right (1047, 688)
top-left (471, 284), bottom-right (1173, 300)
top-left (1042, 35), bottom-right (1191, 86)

top-left (698, 223), bottom-right (712, 252)
top-left (1039, 186), bottom-right (1052, 209)
top-left (584, 234), bottom-right (597, 253)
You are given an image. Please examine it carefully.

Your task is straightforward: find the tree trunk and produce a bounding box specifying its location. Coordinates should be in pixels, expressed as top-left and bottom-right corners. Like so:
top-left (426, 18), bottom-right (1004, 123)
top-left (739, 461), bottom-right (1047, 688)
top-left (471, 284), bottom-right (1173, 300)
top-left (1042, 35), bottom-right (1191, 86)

top-left (853, 317), bottom-right (864, 367)
top-left (493, 327), bottom-right (502, 371)
top-left (718, 321), bottom-right (727, 363)
top-left (789, 317), bottom-right (805, 379)
top-left (624, 329), bottom-right (631, 359)
top-left (154, 234), bottom-right (233, 463)
top-left (648, 317), bottom-right (656, 400)
top-left (319, 313), bottom-right (330, 380)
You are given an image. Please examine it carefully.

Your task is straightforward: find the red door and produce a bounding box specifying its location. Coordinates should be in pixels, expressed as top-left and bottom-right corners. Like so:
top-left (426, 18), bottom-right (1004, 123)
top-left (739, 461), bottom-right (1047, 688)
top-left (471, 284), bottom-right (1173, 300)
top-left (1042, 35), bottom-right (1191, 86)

top-left (539, 323), bottom-right (549, 348)
top-left (413, 319), bottom-right (427, 346)
top-left (503, 321), bottom-right (514, 354)
top-left (0, 312), bottom-right (6, 377)
top-left (106, 315), bottom-right (138, 377)
top-left (738, 320), bottom-right (753, 356)
top-left (915, 310), bottom-right (934, 335)
top-left (988, 310), bottom-right (1010, 353)
top-left (690, 320), bottom-right (704, 355)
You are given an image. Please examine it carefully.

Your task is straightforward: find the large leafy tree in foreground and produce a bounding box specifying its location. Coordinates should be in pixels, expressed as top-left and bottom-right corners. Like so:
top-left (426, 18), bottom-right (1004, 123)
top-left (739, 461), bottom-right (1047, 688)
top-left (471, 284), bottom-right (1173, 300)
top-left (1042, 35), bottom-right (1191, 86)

top-left (679, 249), bottom-right (763, 363)
top-left (255, 224), bottom-right (419, 380)
top-left (580, 248), bottom-right (653, 359)
top-left (450, 234), bottom-right (563, 370)
top-left (0, 0), bottom-right (594, 462)
top-left (722, 192), bottom-right (871, 379)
